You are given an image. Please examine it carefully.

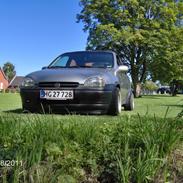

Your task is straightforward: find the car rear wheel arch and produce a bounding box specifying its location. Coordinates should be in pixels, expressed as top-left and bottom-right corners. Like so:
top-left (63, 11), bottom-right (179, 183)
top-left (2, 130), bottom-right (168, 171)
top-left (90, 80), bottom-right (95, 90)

top-left (107, 87), bottom-right (121, 115)
top-left (115, 84), bottom-right (120, 89)
top-left (124, 91), bottom-right (134, 111)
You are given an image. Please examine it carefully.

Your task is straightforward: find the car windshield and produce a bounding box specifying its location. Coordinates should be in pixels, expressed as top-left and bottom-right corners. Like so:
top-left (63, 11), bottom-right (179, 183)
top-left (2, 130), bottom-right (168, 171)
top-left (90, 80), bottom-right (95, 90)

top-left (49, 52), bottom-right (114, 68)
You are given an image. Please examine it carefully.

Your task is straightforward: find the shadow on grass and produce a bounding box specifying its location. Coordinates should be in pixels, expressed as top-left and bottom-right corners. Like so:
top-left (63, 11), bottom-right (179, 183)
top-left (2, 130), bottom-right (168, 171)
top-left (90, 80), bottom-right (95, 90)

top-left (162, 104), bottom-right (183, 108)
top-left (140, 95), bottom-right (181, 100)
top-left (4, 108), bottom-right (23, 114)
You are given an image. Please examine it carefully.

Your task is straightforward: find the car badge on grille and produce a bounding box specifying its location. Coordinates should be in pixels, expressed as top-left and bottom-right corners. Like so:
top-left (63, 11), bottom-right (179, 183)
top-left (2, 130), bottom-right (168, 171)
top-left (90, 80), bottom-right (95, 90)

top-left (54, 83), bottom-right (60, 87)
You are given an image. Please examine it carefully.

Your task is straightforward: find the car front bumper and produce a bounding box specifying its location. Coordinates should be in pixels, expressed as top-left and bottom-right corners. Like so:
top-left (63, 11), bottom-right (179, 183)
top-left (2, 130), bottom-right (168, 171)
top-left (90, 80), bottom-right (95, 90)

top-left (20, 87), bottom-right (114, 113)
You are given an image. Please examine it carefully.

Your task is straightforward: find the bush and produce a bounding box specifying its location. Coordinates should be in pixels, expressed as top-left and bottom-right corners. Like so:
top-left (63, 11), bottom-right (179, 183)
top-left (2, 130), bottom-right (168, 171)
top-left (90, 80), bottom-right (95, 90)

top-left (143, 81), bottom-right (158, 91)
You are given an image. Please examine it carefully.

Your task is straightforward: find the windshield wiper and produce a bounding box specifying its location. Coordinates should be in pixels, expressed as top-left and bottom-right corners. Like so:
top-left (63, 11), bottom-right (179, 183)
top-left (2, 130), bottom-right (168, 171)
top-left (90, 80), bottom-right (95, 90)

top-left (49, 65), bottom-right (108, 69)
top-left (79, 65), bottom-right (107, 68)
top-left (68, 65), bottom-right (81, 68)
top-left (78, 65), bottom-right (93, 68)
top-left (48, 66), bottom-right (65, 69)
top-left (68, 65), bottom-right (92, 68)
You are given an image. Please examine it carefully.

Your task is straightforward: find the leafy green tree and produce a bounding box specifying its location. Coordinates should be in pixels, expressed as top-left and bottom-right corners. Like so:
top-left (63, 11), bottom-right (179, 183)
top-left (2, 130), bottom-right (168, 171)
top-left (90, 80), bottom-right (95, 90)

top-left (170, 79), bottom-right (183, 96)
top-left (149, 27), bottom-right (183, 83)
top-left (143, 80), bottom-right (158, 92)
top-left (3, 62), bottom-right (16, 82)
top-left (77, 0), bottom-right (183, 97)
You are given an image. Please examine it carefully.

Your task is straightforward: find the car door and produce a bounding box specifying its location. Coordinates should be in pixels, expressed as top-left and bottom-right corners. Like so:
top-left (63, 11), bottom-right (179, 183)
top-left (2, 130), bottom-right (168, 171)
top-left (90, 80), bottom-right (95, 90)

top-left (116, 55), bottom-right (130, 103)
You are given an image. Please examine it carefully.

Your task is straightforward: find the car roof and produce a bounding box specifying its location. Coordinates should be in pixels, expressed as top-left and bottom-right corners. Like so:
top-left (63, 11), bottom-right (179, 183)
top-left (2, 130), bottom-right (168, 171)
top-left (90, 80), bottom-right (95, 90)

top-left (62, 50), bottom-right (116, 55)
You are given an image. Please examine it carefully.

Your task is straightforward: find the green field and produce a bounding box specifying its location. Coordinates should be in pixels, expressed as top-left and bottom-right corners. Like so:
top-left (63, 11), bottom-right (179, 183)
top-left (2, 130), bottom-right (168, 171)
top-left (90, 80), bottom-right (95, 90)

top-left (0, 93), bottom-right (183, 118)
top-left (0, 93), bottom-right (183, 182)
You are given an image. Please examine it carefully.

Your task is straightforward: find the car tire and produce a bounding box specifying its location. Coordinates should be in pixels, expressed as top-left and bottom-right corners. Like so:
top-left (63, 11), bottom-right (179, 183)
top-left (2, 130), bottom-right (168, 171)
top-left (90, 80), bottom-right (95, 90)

top-left (124, 92), bottom-right (134, 111)
top-left (108, 87), bottom-right (121, 115)
top-left (22, 105), bottom-right (36, 113)
top-left (23, 108), bottom-right (34, 113)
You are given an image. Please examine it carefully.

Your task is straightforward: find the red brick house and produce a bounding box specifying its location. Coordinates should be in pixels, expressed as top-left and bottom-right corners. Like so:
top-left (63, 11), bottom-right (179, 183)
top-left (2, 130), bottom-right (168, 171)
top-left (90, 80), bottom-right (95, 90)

top-left (0, 67), bottom-right (9, 91)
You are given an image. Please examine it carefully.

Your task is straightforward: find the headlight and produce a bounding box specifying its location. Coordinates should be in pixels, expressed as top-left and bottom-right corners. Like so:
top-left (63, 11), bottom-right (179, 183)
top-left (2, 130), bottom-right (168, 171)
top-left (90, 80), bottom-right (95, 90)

top-left (21, 77), bottom-right (35, 87)
top-left (84, 76), bottom-right (105, 88)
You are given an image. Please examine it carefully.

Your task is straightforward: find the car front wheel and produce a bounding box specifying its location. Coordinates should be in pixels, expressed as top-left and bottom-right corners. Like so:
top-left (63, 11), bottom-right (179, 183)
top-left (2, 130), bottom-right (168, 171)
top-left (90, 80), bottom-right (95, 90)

top-left (108, 87), bottom-right (121, 115)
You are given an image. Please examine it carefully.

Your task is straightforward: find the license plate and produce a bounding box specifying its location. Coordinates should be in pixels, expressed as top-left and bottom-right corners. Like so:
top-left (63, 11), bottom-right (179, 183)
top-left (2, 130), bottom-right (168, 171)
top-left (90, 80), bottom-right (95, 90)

top-left (40, 90), bottom-right (73, 100)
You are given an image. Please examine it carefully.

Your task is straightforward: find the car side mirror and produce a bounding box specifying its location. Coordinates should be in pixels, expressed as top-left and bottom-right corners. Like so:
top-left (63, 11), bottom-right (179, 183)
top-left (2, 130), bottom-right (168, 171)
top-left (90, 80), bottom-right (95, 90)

top-left (118, 65), bottom-right (128, 72)
top-left (42, 66), bottom-right (48, 70)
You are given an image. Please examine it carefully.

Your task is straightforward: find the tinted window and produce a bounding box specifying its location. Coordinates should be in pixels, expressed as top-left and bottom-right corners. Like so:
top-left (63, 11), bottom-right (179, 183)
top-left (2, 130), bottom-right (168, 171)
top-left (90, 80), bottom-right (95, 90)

top-left (52, 56), bottom-right (69, 67)
top-left (116, 55), bottom-right (123, 66)
top-left (49, 52), bottom-right (114, 68)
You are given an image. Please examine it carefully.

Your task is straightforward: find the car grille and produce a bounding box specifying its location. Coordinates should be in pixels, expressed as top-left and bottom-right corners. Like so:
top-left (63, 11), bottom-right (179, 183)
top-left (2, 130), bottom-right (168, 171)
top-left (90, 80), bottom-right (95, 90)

top-left (38, 82), bottom-right (79, 88)
top-left (40, 99), bottom-right (79, 104)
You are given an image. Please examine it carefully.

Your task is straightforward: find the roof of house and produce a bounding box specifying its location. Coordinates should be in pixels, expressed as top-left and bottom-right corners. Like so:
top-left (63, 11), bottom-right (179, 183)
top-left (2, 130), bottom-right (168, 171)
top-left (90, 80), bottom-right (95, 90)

top-left (0, 67), bottom-right (8, 81)
top-left (9, 76), bottom-right (24, 87)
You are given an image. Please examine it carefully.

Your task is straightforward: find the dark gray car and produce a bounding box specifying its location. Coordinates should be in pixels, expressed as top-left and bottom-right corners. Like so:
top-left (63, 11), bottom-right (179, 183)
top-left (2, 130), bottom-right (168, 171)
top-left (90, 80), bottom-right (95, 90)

top-left (20, 51), bottom-right (134, 115)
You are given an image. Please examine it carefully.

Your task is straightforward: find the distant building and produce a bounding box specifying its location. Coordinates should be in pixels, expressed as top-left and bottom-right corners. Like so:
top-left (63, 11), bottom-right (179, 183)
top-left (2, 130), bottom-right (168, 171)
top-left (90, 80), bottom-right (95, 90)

top-left (8, 76), bottom-right (24, 92)
top-left (0, 67), bottom-right (9, 91)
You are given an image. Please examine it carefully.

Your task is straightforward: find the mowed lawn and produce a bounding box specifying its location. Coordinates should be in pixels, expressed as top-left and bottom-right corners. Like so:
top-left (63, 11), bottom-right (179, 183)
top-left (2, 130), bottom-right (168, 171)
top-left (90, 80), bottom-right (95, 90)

top-left (0, 93), bottom-right (183, 118)
top-left (0, 93), bottom-right (183, 182)
top-left (0, 93), bottom-right (21, 111)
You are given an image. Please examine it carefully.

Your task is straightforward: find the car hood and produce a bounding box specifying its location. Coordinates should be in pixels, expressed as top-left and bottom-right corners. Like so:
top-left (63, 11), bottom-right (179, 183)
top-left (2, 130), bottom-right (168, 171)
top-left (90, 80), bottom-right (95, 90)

top-left (26, 68), bottom-right (114, 84)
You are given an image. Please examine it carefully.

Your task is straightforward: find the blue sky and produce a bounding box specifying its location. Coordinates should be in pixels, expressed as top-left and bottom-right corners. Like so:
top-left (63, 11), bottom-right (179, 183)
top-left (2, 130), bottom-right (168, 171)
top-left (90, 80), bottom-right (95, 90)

top-left (0, 0), bottom-right (88, 76)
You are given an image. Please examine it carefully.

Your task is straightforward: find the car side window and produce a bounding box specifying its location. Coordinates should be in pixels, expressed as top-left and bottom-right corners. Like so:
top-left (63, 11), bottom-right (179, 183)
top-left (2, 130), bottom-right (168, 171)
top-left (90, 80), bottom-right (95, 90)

top-left (52, 56), bottom-right (69, 67)
top-left (116, 55), bottom-right (123, 66)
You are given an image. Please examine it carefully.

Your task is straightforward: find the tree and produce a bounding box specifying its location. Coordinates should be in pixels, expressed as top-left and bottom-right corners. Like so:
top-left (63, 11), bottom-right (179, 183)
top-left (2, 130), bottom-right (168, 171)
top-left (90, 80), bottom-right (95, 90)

top-left (77, 0), bottom-right (183, 97)
top-left (149, 27), bottom-right (183, 83)
top-left (170, 79), bottom-right (183, 96)
top-left (3, 62), bottom-right (16, 82)
top-left (143, 80), bottom-right (158, 92)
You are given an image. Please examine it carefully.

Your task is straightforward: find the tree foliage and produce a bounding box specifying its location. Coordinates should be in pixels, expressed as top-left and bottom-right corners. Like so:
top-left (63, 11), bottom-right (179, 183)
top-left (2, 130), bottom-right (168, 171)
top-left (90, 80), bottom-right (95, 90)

top-left (77, 0), bottom-right (183, 97)
top-left (143, 80), bottom-right (158, 91)
top-left (3, 62), bottom-right (16, 82)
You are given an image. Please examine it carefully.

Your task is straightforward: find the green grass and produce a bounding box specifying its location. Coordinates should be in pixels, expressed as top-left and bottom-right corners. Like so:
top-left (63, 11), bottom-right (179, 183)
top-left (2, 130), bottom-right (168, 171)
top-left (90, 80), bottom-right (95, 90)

top-left (0, 93), bottom-right (183, 182)
top-left (0, 93), bottom-right (21, 112)
top-left (132, 95), bottom-right (183, 118)
top-left (0, 93), bottom-right (183, 118)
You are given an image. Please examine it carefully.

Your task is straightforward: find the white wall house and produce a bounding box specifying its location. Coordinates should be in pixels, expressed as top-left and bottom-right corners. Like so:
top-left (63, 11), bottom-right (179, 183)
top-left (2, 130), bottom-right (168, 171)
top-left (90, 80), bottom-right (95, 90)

top-left (0, 82), bottom-right (3, 90)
